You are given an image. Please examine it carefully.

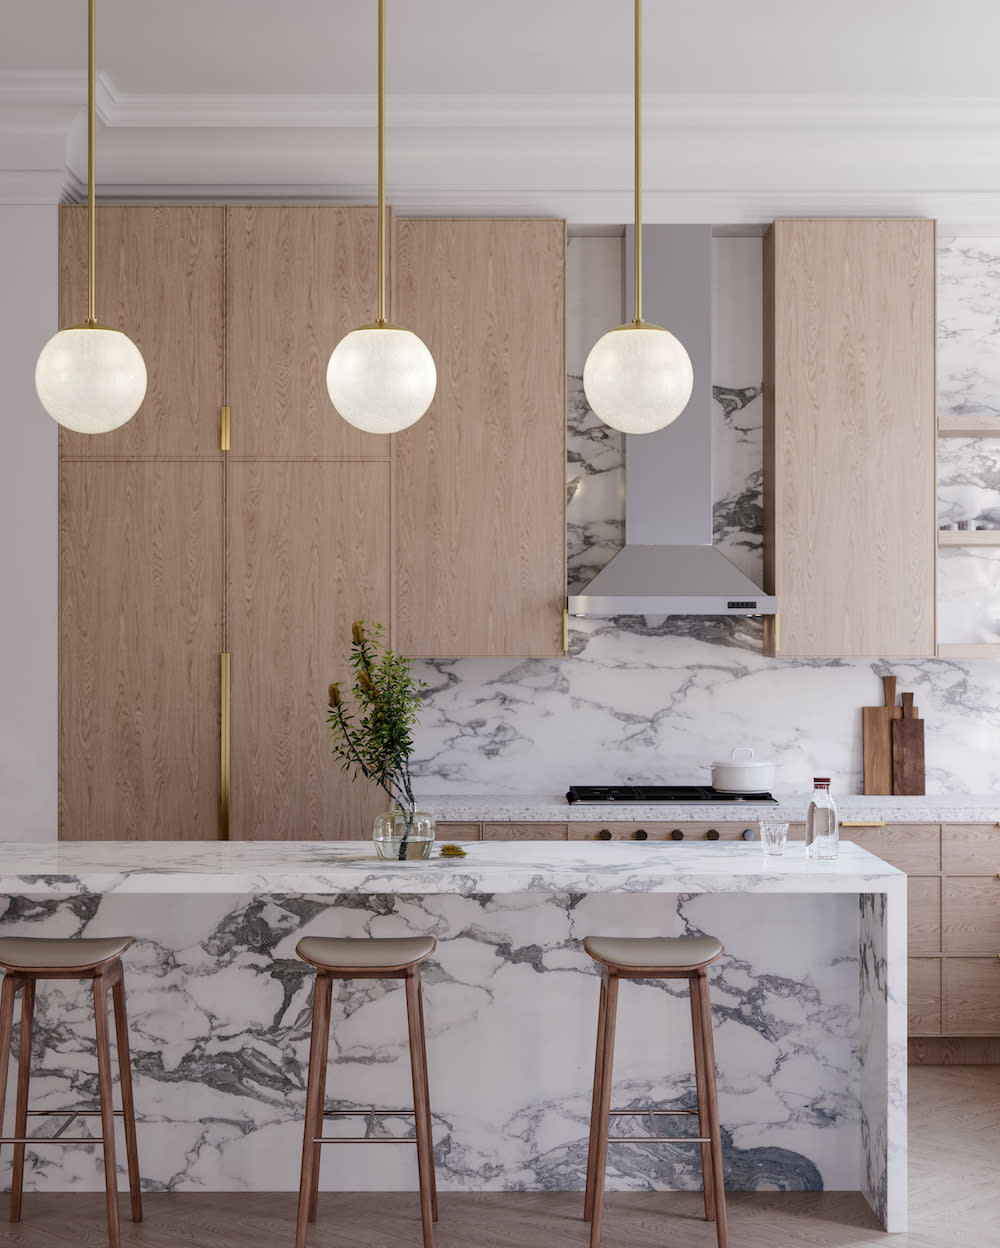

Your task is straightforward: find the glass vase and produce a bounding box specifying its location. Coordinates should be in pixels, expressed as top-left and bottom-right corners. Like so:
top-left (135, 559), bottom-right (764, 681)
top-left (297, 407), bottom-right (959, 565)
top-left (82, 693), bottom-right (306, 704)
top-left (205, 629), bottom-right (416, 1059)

top-left (373, 802), bottom-right (436, 861)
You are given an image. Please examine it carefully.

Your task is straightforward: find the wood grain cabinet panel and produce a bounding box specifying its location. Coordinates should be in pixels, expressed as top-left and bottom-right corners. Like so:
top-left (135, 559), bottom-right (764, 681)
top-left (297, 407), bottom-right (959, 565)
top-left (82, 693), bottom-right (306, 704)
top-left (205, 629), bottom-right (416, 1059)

top-left (943, 960), bottom-right (1000, 1034)
top-left (763, 218), bottom-right (936, 657)
top-left (482, 823), bottom-right (567, 841)
top-left (395, 218), bottom-right (566, 658)
top-left (942, 823), bottom-right (1000, 874)
top-left (908, 959), bottom-right (942, 1036)
top-left (839, 823), bottom-right (941, 873)
top-left (436, 822), bottom-right (482, 840)
top-left (58, 205), bottom-right (225, 458)
top-left (228, 461), bottom-right (391, 840)
top-left (227, 206), bottom-right (388, 459)
top-left (59, 462), bottom-right (223, 839)
top-left (909, 877), bottom-right (941, 955)
top-left (942, 878), bottom-right (1000, 954)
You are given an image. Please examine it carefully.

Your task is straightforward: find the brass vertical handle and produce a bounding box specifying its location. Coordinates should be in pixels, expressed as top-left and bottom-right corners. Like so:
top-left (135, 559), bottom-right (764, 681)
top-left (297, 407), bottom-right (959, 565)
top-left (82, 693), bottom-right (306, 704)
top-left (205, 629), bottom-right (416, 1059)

top-left (221, 405), bottom-right (230, 451)
top-left (220, 653), bottom-right (231, 841)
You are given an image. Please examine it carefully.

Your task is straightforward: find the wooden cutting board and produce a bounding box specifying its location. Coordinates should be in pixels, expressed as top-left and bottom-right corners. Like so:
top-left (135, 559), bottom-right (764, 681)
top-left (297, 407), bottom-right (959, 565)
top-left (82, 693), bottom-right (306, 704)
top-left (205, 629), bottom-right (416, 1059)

top-left (892, 691), bottom-right (926, 795)
top-left (863, 675), bottom-right (902, 794)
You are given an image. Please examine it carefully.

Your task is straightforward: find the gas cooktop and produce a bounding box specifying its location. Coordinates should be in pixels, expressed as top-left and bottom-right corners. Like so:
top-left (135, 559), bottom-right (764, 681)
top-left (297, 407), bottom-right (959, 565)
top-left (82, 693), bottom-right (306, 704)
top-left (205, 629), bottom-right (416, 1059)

top-left (566, 785), bottom-right (778, 804)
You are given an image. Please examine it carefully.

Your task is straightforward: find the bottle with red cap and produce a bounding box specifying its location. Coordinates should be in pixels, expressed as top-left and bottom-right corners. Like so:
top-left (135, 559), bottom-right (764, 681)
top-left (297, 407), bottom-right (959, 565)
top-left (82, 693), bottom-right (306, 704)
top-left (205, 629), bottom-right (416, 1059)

top-left (805, 777), bottom-right (839, 860)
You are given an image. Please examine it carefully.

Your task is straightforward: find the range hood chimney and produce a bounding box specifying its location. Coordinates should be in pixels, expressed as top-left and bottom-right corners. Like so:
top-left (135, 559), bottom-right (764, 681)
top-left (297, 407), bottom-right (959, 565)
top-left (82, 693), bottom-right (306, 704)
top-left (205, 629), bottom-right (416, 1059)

top-left (568, 225), bottom-right (777, 618)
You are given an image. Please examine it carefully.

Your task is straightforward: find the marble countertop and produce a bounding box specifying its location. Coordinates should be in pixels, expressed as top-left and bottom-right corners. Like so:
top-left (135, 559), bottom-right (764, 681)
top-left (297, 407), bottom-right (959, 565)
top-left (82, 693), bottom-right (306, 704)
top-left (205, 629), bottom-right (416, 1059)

top-left (418, 793), bottom-right (1000, 823)
top-left (0, 839), bottom-right (902, 897)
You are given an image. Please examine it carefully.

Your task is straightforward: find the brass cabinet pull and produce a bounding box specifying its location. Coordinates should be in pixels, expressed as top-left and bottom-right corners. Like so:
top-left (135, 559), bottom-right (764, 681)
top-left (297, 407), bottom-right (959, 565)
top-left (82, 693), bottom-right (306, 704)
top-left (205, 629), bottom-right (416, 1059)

top-left (221, 405), bottom-right (231, 451)
top-left (842, 820), bottom-right (886, 827)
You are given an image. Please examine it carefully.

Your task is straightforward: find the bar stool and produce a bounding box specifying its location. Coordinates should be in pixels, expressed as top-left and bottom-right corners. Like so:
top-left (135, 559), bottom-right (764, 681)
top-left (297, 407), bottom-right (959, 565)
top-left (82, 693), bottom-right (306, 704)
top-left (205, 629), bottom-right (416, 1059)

top-left (583, 934), bottom-right (728, 1248)
top-left (295, 935), bottom-right (437, 1248)
top-left (0, 936), bottom-right (142, 1248)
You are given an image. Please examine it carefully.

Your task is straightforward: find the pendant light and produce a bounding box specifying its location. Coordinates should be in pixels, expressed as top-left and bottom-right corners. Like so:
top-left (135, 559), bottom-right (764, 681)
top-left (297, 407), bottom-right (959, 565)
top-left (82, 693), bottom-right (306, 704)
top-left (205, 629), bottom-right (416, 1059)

top-left (583, 0), bottom-right (693, 435)
top-left (326, 0), bottom-right (436, 434)
top-left (35, 0), bottom-right (147, 435)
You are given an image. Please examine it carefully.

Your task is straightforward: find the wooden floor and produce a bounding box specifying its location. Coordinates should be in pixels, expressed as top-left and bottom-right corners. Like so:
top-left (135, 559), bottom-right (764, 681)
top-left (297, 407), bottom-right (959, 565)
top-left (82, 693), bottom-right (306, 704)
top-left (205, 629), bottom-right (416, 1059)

top-left (0, 1065), bottom-right (996, 1246)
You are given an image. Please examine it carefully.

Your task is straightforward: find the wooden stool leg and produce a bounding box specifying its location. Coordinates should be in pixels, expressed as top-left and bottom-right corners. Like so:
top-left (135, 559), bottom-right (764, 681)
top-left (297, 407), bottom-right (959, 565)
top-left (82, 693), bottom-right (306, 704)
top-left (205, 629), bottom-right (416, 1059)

top-left (694, 970), bottom-right (728, 1248)
top-left (583, 973), bottom-right (609, 1222)
top-left (689, 972), bottom-right (716, 1222)
top-left (93, 973), bottom-right (122, 1248)
top-left (414, 970), bottom-right (438, 1221)
top-left (587, 971), bottom-right (619, 1248)
top-left (10, 980), bottom-right (35, 1222)
top-left (111, 970), bottom-right (142, 1223)
top-left (307, 986), bottom-right (330, 1225)
top-left (0, 974), bottom-right (22, 1224)
top-left (405, 971), bottom-right (435, 1248)
top-left (296, 974), bottom-right (332, 1248)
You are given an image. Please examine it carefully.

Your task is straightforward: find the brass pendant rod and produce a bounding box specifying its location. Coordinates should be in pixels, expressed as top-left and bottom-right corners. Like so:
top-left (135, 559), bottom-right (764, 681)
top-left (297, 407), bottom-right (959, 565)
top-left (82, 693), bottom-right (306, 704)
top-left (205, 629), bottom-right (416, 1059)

top-left (632, 0), bottom-right (642, 327)
top-left (376, 0), bottom-right (387, 326)
top-left (87, 0), bottom-right (97, 326)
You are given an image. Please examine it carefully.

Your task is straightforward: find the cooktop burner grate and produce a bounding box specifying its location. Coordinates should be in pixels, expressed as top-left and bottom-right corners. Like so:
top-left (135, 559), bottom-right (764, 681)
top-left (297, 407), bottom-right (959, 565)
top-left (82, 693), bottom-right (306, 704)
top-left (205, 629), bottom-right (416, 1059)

top-left (566, 785), bottom-right (778, 804)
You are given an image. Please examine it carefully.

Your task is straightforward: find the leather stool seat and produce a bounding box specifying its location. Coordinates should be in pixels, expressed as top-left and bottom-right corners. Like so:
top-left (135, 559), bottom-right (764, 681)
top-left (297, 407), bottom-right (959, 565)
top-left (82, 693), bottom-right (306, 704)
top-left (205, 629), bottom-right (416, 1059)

top-left (296, 935), bottom-right (434, 972)
top-left (0, 936), bottom-right (133, 972)
top-left (583, 935), bottom-right (722, 970)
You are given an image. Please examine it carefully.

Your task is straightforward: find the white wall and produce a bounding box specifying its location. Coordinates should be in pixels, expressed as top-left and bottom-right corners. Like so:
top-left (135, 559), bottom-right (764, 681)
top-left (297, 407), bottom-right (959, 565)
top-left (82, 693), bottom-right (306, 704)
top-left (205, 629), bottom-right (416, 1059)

top-left (0, 205), bottom-right (58, 839)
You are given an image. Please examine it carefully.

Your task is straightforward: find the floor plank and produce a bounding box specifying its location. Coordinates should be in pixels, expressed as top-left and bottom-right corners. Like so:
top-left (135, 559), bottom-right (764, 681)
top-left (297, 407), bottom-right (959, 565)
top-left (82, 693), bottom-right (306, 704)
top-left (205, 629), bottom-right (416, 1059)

top-left (0, 1066), bottom-right (996, 1246)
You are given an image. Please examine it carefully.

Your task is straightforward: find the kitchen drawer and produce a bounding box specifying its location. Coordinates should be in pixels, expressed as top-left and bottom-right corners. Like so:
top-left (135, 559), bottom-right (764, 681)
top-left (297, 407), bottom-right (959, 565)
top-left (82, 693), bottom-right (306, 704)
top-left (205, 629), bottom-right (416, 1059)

top-left (943, 958), bottom-right (1000, 1034)
top-left (942, 823), bottom-right (1000, 874)
top-left (481, 822), bottom-right (567, 841)
top-left (839, 823), bottom-right (940, 873)
top-left (567, 822), bottom-right (760, 843)
top-left (942, 877), bottom-right (1000, 954)
top-left (436, 822), bottom-right (481, 840)
top-left (909, 877), bottom-right (941, 955)
top-left (908, 958), bottom-right (942, 1035)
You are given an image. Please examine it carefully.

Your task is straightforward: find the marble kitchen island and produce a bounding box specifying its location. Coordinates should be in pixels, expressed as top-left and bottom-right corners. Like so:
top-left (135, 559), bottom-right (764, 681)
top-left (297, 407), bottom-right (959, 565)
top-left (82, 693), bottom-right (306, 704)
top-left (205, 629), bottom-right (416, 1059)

top-left (0, 840), bottom-right (905, 1230)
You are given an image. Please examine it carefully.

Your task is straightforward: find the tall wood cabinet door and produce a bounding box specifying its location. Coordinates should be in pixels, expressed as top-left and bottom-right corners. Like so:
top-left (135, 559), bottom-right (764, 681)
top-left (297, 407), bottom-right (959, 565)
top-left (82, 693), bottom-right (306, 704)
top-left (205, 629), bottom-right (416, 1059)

top-left (59, 462), bottom-right (224, 839)
top-left (58, 205), bottom-right (225, 458)
top-left (395, 218), bottom-right (567, 657)
top-left (229, 462), bottom-right (391, 839)
top-left (227, 206), bottom-right (389, 459)
top-left (763, 218), bottom-right (936, 657)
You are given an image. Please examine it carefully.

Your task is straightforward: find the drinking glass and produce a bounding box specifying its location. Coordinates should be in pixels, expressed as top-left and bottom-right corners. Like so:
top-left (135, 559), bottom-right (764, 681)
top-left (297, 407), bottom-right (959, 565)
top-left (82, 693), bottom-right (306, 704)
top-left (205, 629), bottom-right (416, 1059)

top-left (759, 821), bottom-right (789, 856)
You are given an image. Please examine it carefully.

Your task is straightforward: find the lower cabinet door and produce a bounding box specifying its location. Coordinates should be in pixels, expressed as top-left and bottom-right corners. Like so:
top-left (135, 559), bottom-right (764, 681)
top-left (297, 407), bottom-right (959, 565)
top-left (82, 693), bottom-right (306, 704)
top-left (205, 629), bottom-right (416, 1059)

top-left (482, 823), bottom-right (567, 840)
top-left (908, 958), bottom-right (942, 1035)
top-left (436, 822), bottom-right (481, 840)
top-left (943, 959), bottom-right (1000, 1034)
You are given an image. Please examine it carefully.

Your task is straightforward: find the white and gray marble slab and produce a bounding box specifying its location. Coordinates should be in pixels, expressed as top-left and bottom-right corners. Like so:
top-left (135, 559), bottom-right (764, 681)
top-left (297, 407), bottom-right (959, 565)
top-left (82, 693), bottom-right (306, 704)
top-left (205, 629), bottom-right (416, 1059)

top-left (0, 841), bottom-right (906, 1231)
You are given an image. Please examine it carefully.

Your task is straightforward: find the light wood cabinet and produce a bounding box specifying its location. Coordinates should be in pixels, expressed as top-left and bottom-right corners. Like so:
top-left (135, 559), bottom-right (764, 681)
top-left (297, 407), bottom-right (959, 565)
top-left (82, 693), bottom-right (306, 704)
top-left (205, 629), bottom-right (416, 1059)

top-left (763, 218), bottom-right (936, 657)
top-left (943, 960), bottom-right (1000, 1034)
top-left (908, 959), bottom-right (942, 1035)
top-left (59, 462), bottom-right (224, 839)
top-left (58, 205), bottom-right (225, 458)
top-left (395, 218), bottom-right (567, 658)
top-left (226, 206), bottom-right (387, 459)
top-left (436, 822), bottom-right (482, 840)
top-left (482, 822), bottom-right (567, 841)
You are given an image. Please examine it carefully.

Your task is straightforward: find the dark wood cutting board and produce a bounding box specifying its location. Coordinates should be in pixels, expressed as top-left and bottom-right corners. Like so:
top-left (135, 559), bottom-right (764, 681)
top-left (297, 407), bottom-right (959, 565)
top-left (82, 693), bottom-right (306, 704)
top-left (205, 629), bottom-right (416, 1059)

top-left (892, 691), bottom-right (925, 795)
top-left (863, 675), bottom-right (902, 794)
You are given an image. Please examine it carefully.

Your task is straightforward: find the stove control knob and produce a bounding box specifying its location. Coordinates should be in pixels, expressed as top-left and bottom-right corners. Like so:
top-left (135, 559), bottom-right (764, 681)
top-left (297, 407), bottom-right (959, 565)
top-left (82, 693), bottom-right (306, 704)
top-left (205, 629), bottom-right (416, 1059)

top-left (634, 828), bottom-right (648, 841)
top-left (670, 829), bottom-right (685, 840)
top-left (742, 827), bottom-right (757, 841)
top-left (598, 828), bottom-right (613, 841)
top-left (706, 828), bottom-right (720, 841)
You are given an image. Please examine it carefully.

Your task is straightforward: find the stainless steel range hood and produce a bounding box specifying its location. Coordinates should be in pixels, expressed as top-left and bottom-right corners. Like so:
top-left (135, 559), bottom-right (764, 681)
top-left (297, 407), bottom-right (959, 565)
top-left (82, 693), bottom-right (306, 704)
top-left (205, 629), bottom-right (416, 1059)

top-left (568, 225), bottom-right (777, 618)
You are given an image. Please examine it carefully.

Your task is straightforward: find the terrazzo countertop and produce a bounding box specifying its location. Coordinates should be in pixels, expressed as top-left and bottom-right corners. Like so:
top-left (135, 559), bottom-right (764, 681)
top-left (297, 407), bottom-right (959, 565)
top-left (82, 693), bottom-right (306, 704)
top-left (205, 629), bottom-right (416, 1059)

top-left (419, 793), bottom-right (1000, 823)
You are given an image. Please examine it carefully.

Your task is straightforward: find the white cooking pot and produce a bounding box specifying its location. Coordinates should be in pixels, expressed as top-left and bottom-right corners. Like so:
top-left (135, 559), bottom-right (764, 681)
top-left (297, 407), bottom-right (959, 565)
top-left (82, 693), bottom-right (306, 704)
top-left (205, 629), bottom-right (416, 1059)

top-left (709, 747), bottom-right (778, 793)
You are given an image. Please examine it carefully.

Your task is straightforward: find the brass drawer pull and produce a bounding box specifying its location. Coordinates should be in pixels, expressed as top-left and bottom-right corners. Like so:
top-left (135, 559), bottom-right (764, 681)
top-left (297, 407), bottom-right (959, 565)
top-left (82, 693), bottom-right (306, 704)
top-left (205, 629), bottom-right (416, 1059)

top-left (842, 821), bottom-right (886, 827)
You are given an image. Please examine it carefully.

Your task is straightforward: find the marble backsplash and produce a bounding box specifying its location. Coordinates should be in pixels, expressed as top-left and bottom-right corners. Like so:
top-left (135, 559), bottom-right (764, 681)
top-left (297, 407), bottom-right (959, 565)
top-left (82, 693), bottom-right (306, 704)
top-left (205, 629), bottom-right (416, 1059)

top-left (410, 236), bottom-right (1000, 799)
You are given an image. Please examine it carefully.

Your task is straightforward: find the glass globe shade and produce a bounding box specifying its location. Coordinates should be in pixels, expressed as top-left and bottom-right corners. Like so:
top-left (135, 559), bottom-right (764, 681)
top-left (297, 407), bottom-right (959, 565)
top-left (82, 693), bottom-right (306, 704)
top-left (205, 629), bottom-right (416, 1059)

top-left (327, 325), bottom-right (437, 434)
top-left (583, 323), bottom-right (694, 435)
top-left (35, 325), bottom-right (147, 435)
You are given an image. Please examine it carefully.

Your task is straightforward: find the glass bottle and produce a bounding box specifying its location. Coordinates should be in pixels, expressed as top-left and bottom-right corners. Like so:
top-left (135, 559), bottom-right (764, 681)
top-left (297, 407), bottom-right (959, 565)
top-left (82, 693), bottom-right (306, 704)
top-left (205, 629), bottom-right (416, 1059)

top-left (805, 777), bottom-right (839, 860)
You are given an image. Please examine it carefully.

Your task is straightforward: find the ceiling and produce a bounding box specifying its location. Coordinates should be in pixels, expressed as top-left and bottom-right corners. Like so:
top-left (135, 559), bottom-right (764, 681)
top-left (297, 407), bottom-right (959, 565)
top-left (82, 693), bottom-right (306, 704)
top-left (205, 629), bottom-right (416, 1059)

top-left (5, 1), bottom-right (1000, 224)
top-left (5, 0), bottom-right (1000, 98)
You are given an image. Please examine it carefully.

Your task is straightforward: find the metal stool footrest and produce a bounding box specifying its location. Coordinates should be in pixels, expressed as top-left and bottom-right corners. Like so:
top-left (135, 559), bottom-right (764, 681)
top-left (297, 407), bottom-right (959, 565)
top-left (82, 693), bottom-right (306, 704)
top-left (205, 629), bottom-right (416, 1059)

top-left (607, 1107), bottom-right (709, 1145)
top-left (1, 1106), bottom-right (129, 1145)
top-left (316, 1107), bottom-right (417, 1144)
